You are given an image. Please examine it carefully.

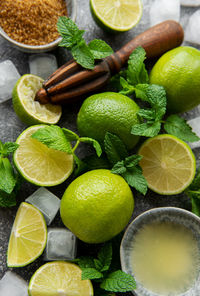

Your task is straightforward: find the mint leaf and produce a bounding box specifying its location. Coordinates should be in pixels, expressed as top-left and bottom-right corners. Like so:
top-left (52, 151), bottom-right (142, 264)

top-left (81, 268), bottom-right (103, 280)
top-left (137, 109), bottom-right (156, 121)
top-left (94, 259), bottom-right (104, 272)
top-left (57, 16), bottom-right (79, 37)
top-left (0, 158), bottom-right (16, 194)
top-left (77, 256), bottom-right (95, 269)
top-left (80, 137), bottom-right (102, 157)
top-left (88, 39), bottom-right (113, 59)
top-left (0, 189), bottom-right (16, 207)
top-left (164, 115), bottom-right (200, 142)
top-left (124, 155), bottom-right (142, 168)
top-left (71, 41), bottom-right (95, 69)
top-left (100, 270), bottom-right (136, 292)
top-left (119, 77), bottom-right (135, 95)
top-left (127, 47), bottom-right (149, 86)
top-left (57, 17), bottom-right (84, 48)
top-left (104, 132), bottom-right (128, 165)
top-left (131, 121), bottom-right (161, 137)
top-left (131, 84), bottom-right (166, 138)
top-left (185, 169), bottom-right (200, 217)
top-left (111, 161), bottom-right (126, 174)
top-left (1, 142), bottom-right (19, 156)
top-left (189, 168), bottom-right (200, 191)
top-left (191, 196), bottom-right (200, 217)
top-left (32, 125), bottom-right (72, 154)
top-left (62, 128), bottom-right (79, 141)
top-left (98, 242), bottom-right (112, 272)
top-left (135, 84), bottom-right (166, 121)
top-left (122, 167), bottom-right (148, 195)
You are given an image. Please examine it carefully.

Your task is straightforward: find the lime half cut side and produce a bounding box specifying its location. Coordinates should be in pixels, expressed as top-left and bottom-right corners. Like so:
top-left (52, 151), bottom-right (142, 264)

top-left (7, 202), bottom-right (47, 267)
top-left (90, 0), bottom-right (143, 32)
top-left (138, 134), bottom-right (196, 195)
top-left (14, 125), bottom-right (74, 186)
top-left (28, 261), bottom-right (94, 296)
top-left (12, 74), bottom-right (62, 125)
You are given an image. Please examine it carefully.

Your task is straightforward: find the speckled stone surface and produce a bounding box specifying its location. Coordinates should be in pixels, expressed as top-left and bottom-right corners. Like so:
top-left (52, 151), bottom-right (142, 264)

top-left (0, 0), bottom-right (200, 293)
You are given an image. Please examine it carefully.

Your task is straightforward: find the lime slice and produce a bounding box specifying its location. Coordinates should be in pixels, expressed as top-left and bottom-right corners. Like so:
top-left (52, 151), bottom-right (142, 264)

top-left (12, 74), bottom-right (62, 125)
top-left (7, 202), bottom-right (47, 267)
top-left (14, 125), bottom-right (74, 186)
top-left (90, 0), bottom-right (143, 32)
top-left (138, 134), bottom-right (196, 195)
top-left (28, 261), bottom-right (94, 296)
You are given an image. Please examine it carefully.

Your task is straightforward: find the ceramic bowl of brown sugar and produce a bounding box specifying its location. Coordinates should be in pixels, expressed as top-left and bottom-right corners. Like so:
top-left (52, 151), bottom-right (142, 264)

top-left (0, 0), bottom-right (77, 53)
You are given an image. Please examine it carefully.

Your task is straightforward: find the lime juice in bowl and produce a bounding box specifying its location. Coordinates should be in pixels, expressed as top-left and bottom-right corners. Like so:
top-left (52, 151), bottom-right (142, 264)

top-left (120, 207), bottom-right (200, 296)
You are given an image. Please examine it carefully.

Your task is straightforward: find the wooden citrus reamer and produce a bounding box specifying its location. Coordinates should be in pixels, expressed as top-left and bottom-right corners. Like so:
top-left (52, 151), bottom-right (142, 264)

top-left (35, 21), bottom-right (184, 105)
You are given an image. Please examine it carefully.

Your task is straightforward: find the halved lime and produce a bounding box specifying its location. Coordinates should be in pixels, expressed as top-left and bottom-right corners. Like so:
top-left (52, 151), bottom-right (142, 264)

top-left (14, 125), bottom-right (74, 186)
top-left (138, 134), bottom-right (196, 195)
top-left (28, 261), bottom-right (94, 296)
top-left (12, 74), bottom-right (62, 125)
top-left (7, 202), bottom-right (47, 267)
top-left (90, 0), bottom-right (143, 32)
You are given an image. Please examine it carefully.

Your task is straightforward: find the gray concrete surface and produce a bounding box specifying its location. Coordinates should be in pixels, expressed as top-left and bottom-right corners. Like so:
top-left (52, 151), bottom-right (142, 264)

top-left (0, 0), bottom-right (199, 293)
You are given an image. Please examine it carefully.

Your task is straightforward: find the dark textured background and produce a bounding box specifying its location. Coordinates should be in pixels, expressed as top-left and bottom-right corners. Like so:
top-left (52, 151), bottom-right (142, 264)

top-left (0, 0), bottom-right (200, 295)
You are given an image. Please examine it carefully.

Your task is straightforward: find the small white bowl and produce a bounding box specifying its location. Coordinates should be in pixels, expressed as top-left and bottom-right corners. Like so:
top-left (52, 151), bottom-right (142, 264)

top-left (120, 207), bottom-right (200, 296)
top-left (0, 0), bottom-right (77, 53)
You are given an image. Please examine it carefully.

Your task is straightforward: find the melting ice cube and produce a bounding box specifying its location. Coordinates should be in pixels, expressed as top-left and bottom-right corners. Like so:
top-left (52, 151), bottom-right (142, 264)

top-left (185, 10), bottom-right (200, 45)
top-left (0, 271), bottom-right (28, 296)
top-left (44, 228), bottom-right (77, 261)
top-left (187, 117), bottom-right (200, 149)
top-left (0, 60), bottom-right (20, 103)
top-left (181, 0), bottom-right (200, 6)
top-left (29, 54), bottom-right (58, 80)
top-left (150, 0), bottom-right (180, 27)
top-left (25, 187), bottom-right (60, 225)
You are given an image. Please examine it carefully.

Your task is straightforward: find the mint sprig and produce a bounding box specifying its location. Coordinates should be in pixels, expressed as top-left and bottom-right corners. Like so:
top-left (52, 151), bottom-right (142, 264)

top-left (31, 125), bottom-right (102, 176)
top-left (113, 46), bottom-right (200, 143)
top-left (164, 115), bottom-right (200, 142)
top-left (104, 132), bottom-right (148, 195)
top-left (185, 168), bottom-right (200, 217)
top-left (76, 242), bottom-right (136, 294)
top-left (57, 17), bottom-right (113, 69)
top-left (0, 140), bottom-right (20, 207)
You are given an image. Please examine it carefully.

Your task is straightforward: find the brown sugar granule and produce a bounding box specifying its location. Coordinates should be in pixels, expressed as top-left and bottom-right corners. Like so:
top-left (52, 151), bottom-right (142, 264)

top-left (0, 0), bottom-right (67, 45)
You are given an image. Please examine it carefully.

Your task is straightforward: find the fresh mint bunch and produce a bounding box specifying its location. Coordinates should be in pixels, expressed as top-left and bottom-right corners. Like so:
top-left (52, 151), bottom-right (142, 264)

top-left (113, 46), bottom-right (200, 142)
top-left (57, 17), bottom-right (113, 69)
top-left (185, 168), bottom-right (200, 217)
top-left (104, 132), bottom-right (148, 195)
top-left (31, 125), bottom-right (102, 176)
top-left (76, 242), bottom-right (136, 294)
top-left (0, 140), bottom-right (20, 207)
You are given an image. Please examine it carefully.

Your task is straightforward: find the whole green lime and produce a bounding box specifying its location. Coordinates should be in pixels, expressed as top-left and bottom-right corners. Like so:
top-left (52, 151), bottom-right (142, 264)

top-left (77, 92), bottom-right (140, 150)
top-left (150, 46), bottom-right (200, 113)
top-left (60, 169), bottom-right (134, 243)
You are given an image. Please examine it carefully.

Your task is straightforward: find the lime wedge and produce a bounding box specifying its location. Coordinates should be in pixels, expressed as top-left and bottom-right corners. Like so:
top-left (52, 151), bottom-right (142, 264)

top-left (28, 261), bottom-right (94, 296)
top-left (13, 125), bottom-right (74, 186)
top-left (12, 74), bottom-right (62, 125)
top-left (7, 202), bottom-right (47, 267)
top-left (90, 0), bottom-right (143, 32)
top-left (138, 134), bottom-right (196, 195)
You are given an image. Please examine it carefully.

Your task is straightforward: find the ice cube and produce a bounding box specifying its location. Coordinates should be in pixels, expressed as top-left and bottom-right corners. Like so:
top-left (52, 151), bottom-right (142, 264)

top-left (0, 60), bottom-right (21, 103)
top-left (29, 54), bottom-right (58, 80)
top-left (185, 10), bottom-right (200, 45)
top-left (25, 187), bottom-right (60, 225)
top-left (181, 0), bottom-right (200, 6)
top-left (0, 271), bottom-right (28, 296)
top-left (150, 0), bottom-right (180, 27)
top-left (187, 117), bottom-right (200, 149)
top-left (44, 228), bottom-right (77, 261)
